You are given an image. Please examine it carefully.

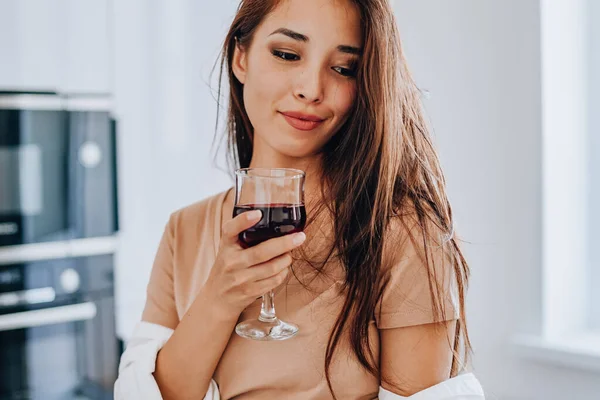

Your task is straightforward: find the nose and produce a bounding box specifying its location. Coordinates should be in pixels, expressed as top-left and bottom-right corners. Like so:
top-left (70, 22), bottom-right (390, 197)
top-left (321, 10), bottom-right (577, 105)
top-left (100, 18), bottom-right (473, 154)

top-left (293, 66), bottom-right (324, 104)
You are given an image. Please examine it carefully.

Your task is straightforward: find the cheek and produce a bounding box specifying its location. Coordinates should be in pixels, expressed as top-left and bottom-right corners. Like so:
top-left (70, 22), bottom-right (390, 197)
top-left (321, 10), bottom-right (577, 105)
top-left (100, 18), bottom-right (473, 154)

top-left (243, 58), bottom-right (288, 123)
top-left (331, 82), bottom-right (357, 118)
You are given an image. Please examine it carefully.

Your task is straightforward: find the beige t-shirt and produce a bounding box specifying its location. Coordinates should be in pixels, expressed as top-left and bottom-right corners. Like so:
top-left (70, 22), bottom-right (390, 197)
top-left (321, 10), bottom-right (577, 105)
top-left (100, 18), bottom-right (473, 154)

top-left (141, 188), bottom-right (459, 400)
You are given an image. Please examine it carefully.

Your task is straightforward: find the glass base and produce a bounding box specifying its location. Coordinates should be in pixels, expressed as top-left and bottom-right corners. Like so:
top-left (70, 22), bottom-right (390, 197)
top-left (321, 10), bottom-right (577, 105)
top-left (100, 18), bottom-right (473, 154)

top-left (235, 317), bottom-right (299, 341)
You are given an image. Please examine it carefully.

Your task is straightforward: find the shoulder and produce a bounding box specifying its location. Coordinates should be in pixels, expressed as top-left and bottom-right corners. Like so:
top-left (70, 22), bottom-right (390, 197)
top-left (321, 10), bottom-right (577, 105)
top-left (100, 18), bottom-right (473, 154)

top-left (376, 201), bottom-right (462, 328)
top-left (166, 188), bottom-right (232, 236)
top-left (380, 200), bottom-right (460, 304)
top-left (382, 201), bottom-right (454, 269)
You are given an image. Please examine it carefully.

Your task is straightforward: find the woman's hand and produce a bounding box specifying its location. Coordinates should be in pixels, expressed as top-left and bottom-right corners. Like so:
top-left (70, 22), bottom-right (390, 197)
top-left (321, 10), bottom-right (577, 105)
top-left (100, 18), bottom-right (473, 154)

top-left (203, 210), bottom-right (306, 318)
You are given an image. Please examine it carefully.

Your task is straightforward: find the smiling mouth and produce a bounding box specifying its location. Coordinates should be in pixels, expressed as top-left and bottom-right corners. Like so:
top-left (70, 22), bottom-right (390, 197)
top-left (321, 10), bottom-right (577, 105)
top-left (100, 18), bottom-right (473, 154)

top-left (279, 112), bottom-right (326, 131)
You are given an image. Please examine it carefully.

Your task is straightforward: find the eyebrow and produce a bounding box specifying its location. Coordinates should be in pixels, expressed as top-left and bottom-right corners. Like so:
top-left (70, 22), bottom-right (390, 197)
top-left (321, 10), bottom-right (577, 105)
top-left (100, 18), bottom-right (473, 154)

top-left (337, 45), bottom-right (361, 55)
top-left (269, 28), bottom-right (362, 55)
top-left (270, 28), bottom-right (308, 42)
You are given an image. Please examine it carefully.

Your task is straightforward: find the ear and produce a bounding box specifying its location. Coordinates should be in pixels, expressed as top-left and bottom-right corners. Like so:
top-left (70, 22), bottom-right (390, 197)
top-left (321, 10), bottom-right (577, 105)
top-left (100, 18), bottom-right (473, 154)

top-left (232, 40), bottom-right (248, 85)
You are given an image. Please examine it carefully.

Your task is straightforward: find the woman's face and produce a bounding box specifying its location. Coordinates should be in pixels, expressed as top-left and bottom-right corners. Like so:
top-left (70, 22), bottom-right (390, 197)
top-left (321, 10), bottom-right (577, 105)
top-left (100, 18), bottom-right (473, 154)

top-left (232, 0), bottom-right (362, 160)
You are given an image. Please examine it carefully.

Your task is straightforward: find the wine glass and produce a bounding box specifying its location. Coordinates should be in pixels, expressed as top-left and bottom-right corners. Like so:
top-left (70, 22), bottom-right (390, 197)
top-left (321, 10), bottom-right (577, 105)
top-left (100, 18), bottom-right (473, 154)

top-left (233, 167), bottom-right (306, 341)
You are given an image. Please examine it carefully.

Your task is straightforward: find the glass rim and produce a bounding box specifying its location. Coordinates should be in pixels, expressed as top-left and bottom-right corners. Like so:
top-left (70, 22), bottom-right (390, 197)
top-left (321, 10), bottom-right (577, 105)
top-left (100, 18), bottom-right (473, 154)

top-left (235, 167), bottom-right (306, 179)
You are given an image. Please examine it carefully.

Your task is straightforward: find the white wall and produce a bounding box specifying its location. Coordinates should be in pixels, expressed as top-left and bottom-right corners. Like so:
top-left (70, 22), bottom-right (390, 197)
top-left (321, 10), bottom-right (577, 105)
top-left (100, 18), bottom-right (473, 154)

top-left (393, 0), bottom-right (600, 399)
top-left (0, 0), bottom-right (111, 93)
top-left (588, 0), bottom-right (600, 329)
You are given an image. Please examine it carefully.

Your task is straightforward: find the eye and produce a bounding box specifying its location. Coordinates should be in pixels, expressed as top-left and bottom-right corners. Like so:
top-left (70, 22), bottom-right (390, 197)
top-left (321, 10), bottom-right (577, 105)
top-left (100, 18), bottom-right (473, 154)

top-left (272, 50), bottom-right (300, 61)
top-left (332, 66), bottom-right (357, 78)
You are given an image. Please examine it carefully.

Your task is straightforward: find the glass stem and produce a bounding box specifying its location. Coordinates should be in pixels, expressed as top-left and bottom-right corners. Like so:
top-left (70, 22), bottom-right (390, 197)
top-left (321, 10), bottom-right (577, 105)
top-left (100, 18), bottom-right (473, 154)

top-left (258, 290), bottom-right (277, 322)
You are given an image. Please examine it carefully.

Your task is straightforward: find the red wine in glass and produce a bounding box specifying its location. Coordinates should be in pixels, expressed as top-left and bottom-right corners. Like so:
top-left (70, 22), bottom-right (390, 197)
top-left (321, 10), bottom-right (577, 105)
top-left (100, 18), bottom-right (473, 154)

top-left (234, 203), bottom-right (307, 248)
top-left (233, 167), bottom-right (305, 341)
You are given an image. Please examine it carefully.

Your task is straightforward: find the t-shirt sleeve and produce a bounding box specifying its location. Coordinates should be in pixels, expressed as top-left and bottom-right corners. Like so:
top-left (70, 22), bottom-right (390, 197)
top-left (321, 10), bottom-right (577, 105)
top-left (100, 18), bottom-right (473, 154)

top-left (140, 213), bottom-right (180, 330)
top-left (375, 218), bottom-right (461, 330)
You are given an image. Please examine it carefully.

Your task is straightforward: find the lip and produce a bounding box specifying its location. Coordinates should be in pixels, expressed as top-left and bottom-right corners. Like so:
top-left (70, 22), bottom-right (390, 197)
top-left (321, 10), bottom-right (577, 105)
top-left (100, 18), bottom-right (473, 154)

top-left (279, 111), bottom-right (326, 131)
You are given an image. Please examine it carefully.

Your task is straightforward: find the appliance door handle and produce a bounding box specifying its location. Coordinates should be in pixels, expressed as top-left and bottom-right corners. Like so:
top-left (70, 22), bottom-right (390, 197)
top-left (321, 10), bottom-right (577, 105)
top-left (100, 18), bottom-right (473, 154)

top-left (0, 287), bottom-right (56, 307)
top-left (0, 302), bottom-right (97, 332)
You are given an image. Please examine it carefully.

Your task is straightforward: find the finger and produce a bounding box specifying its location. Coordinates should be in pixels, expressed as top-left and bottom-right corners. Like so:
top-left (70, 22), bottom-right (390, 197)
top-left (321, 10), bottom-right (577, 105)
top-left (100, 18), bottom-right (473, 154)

top-left (251, 266), bottom-right (290, 296)
top-left (244, 252), bottom-right (293, 282)
top-left (244, 231), bottom-right (306, 266)
top-left (222, 209), bottom-right (262, 246)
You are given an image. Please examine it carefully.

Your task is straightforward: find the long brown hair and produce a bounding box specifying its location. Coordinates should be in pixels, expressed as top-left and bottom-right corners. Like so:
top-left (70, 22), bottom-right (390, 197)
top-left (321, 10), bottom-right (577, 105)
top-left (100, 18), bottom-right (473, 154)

top-left (214, 0), bottom-right (472, 397)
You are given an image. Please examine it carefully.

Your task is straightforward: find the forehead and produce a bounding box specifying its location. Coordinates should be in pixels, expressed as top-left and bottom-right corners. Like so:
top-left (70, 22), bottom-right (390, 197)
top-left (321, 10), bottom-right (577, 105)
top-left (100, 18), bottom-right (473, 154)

top-left (258, 0), bottom-right (362, 47)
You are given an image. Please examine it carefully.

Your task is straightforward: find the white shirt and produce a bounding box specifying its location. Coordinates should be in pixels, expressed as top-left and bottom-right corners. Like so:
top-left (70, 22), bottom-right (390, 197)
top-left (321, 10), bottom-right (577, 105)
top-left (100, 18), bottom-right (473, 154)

top-left (114, 321), bottom-right (485, 400)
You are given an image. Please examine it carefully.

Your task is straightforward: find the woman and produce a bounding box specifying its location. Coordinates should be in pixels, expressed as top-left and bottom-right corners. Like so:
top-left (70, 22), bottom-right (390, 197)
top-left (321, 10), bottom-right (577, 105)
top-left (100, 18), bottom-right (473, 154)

top-left (115, 0), bottom-right (485, 399)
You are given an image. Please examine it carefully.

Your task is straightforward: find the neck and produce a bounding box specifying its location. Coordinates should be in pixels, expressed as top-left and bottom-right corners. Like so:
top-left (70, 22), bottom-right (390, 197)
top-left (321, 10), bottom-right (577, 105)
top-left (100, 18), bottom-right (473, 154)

top-left (248, 141), bottom-right (326, 210)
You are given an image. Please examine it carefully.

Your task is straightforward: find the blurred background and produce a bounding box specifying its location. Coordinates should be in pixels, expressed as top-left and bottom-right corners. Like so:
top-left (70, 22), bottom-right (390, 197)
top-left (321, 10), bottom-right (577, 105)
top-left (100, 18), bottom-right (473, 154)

top-left (0, 0), bottom-right (598, 399)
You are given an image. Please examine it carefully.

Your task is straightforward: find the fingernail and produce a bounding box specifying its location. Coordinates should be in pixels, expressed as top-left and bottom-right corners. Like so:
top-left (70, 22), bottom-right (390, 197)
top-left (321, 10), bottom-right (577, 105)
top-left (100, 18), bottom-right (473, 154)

top-left (292, 232), bottom-right (306, 245)
top-left (247, 210), bottom-right (262, 220)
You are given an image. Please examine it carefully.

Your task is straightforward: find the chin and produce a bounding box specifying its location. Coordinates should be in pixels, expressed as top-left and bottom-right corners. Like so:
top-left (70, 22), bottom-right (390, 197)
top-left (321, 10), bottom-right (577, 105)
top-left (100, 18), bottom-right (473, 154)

top-left (270, 138), bottom-right (320, 159)
top-left (276, 145), bottom-right (316, 159)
